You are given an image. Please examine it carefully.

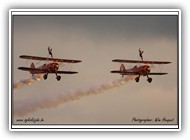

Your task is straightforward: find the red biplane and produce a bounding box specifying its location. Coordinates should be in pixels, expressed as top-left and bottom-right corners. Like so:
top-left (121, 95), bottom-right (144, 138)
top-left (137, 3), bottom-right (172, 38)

top-left (18, 47), bottom-right (82, 81)
top-left (111, 50), bottom-right (171, 83)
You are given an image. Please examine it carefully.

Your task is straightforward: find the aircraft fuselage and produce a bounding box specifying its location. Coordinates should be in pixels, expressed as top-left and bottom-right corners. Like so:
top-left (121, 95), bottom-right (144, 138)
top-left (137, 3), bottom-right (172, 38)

top-left (30, 62), bottom-right (60, 74)
top-left (126, 65), bottom-right (151, 76)
top-left (120, 64), bottom-right (151, 76)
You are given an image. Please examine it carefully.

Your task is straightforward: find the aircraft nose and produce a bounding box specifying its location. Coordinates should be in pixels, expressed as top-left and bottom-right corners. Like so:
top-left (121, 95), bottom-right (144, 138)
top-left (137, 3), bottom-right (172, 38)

top-left (54, 63), bottom-right (59, 70)
top-left (145, 66), bottom-right (151, 72)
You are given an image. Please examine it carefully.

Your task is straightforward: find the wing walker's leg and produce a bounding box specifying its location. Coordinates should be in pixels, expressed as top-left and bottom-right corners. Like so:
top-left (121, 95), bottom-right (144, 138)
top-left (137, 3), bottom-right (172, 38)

top-left (50, 52), bottom-right (53, 58)
top-left (139, 48), bottom-right (144, 61)
top-left (141, 55), bottom-right (143, 61)
top-left (48, 46), bottom-right (53, 58)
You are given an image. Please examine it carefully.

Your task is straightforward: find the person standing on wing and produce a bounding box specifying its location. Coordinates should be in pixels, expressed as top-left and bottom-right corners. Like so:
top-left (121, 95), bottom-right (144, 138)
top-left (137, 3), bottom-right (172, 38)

top-left (139, 48), bottom-right (144, 61)
top-left (48, 46), bottom-right (53, 58)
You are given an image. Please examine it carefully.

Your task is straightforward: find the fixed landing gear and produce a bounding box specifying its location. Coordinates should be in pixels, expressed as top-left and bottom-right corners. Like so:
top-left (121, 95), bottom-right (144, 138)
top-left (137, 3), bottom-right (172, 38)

top-left (147, 77), bottom-right (152, 83)
top-left (147, 75), bottom-right (152, 83)
top-left (56, 75), bottom-right (61, 81)
top-left (135, 75), bottom-right (152, 83)
top-left (43, 73), bottom-right (61, 81)
top-left (43, 73), bottom-right (48, 80)
top-left (135, 75), bottom-right (140, 82)
top-left (55, 72), bottom-right (61, 81)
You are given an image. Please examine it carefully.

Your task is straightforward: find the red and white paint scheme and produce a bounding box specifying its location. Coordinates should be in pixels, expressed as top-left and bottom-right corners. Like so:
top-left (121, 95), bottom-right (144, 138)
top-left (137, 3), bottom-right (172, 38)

top-left (111, 56), bottom-right (171, 83)
top-left (18, 48), bottom-right (82, 81)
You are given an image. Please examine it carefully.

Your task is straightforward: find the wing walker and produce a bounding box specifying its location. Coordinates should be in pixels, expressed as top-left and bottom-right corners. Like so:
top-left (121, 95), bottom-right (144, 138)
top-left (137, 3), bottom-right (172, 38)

top-left (111, 49), bottom-right (171, 83)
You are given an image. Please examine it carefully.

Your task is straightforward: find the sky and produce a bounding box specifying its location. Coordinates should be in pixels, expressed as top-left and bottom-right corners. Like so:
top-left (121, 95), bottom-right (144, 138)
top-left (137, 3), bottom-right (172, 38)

top-left (12, 14), bottom-right (178, 125)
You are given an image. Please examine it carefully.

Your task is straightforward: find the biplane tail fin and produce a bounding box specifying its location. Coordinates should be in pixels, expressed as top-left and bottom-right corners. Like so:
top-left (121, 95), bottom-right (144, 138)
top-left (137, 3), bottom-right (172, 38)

top-left (30, 63), bottom-right (35, 74)
top-left (120, 64), bottom-right (126, 71)
top-left (120, 64), bottom-right (126, 78)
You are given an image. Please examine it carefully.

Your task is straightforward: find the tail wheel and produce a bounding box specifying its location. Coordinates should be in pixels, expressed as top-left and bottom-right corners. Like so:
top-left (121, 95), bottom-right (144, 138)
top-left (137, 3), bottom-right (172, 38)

top-left (56, 75), bottom-right (61, 81)
top-left (43, 74), bottom-right (48, 80)
top-left (135, 77), bottom-right (139, 82)
top-left (147, 77), bottom-right (152, 83)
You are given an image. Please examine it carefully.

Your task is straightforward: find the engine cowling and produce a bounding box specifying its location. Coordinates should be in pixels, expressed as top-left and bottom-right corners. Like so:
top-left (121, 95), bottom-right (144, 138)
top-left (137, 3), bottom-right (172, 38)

top-left (52, 63), bottom-right (59, 71)
top-left (144, 66), bottom-right (151, 73)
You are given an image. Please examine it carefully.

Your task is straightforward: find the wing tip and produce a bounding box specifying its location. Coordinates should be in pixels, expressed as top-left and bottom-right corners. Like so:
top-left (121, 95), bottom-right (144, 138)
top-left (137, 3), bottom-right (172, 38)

top-left (75, 60), bottom-right (82, 63)
top-left (72, 71), bottom-right (78, 74)
top-left (110, 70), bottom-right (123, 74)
top-left (19, 55), bottom-right (25, 58)
top-left (18, 67), bottom-right (25, 70)
top-left (112, 59), bottom-right (120, 62)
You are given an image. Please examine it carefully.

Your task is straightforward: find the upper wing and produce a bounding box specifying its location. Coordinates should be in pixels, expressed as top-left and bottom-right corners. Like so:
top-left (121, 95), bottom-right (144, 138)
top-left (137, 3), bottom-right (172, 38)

top-left (112, 59), bottom-right (171, 64)
top-left (111, 71), bottom-right (168, 75)
top-left (20, 55), bottom-right (82, 63)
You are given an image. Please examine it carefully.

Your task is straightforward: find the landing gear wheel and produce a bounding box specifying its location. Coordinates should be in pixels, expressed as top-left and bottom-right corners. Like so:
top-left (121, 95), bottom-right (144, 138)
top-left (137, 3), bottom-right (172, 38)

top-left (135, 77), bottom-right (140, 82)
top-left (43, 74), bottom-right (48, 80)
top-left (147, 77), bottom-right (152, 83)
top-left (56, 75), bottom-right (61, 81)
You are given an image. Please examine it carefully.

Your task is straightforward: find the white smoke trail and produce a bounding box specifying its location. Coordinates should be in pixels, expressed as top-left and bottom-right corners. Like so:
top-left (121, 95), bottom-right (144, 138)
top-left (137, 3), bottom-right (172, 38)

top-left (13, 74), bottom-right (43, 89)
top-left (14, 76), bottom-right (135, 116)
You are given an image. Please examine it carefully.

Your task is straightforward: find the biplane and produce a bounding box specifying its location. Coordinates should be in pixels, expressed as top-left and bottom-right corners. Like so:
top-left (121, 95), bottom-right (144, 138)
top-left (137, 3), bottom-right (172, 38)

top-left (18, 47), bottom-right (82, 81)
top-left (111, 50), bottom-right (171, 83)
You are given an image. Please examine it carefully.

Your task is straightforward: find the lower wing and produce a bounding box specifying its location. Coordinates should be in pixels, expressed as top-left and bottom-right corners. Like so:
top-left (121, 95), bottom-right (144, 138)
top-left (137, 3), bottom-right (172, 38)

top-left (18, 67), bottom-right (46, 73)
top-left (148, 72), bottom-right (168, 75)
top-left (111, 70), bottom-right (168, 75)
top-left (111, 71), bottom-right (139, 75)
top-left (18, 67), bottom-right (78, 74)
top-left (56, 71), bottom-right (78, 74)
